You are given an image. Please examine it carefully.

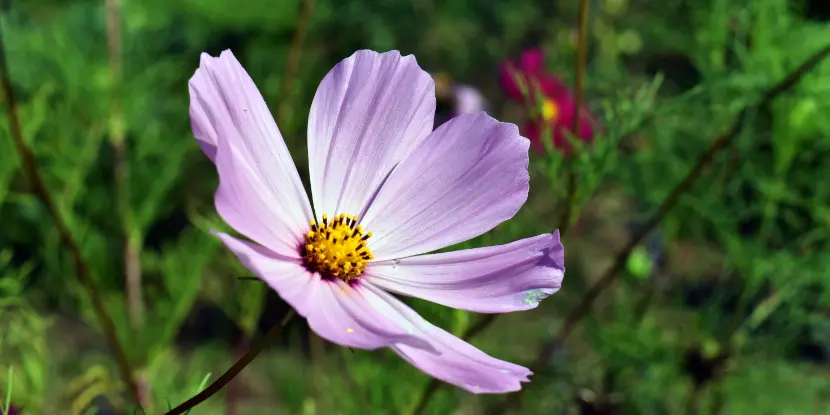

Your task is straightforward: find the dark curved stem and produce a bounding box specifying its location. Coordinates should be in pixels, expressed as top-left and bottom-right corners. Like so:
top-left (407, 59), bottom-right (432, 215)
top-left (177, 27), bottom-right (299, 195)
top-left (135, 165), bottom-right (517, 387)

top-left (0, 15), bottom-right (142, 407)
top-left (488, 42), bottom-right (830, 415)
top-left (164, 310), bottom-right (294, 415)
top-left (225, 335), bottom-right (248, 415)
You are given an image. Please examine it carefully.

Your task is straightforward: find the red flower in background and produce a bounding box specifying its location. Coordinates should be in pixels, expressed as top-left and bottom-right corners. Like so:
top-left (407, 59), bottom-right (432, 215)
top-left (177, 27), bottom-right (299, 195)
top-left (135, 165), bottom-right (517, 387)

top-left (499, 48), bottom-right (596, 153)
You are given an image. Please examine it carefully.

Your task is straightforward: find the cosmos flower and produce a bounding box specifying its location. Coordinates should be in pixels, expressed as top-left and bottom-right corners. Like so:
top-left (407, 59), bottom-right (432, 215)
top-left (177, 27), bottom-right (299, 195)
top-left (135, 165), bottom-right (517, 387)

top-left (433, 72), bottom-right (489, 129)
top-left (499, 48), bottom-right (596, 153)
top-left (189, 49), bottom-right (565, 393)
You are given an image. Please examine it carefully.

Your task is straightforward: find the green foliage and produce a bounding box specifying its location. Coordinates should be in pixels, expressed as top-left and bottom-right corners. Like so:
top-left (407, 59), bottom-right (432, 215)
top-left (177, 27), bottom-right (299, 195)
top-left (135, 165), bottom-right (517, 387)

top-left (0, 251), bottom-right (51, 413)
top-left (1, 0), bottom-right (829, 413)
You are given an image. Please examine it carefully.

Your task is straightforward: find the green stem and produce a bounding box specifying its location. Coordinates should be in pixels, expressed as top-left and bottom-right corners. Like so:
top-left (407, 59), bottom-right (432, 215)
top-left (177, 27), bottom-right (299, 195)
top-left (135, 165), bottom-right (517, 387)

top-left (0, 15), bottom-right (142, 408)
top-left (556, 0), bottom-right (591, 236)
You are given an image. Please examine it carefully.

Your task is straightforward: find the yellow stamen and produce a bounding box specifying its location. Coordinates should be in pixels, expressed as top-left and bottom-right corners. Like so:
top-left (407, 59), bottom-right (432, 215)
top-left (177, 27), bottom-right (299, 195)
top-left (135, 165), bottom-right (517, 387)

top-left (302, 213), bottom-right (374, 282)
top-left (542, 98), bottom-right (559, 121)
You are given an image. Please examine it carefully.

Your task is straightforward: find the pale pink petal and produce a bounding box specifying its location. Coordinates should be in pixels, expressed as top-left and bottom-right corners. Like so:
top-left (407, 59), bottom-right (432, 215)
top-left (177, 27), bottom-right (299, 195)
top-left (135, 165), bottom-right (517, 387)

top-left (362, 284), bottom-right (533, 393)
top-left (307, 279), bottom-right (432, 351)
top-left (361, 112), bottom-right (529, 260)
top-left (190, 51), bottom-right (313, 257)
top-left (189, 89), bottom-right (218, 162)
top-left (366, 232), bottom-right (564, 313)
top-left (216, 232), bottom-right (434, 351)
top-left (453, 84), bottom-right (488, 115)
top-left (214, 232), bottom-right (315, 313)
top-left (307, 50), bottom-right (435, 219)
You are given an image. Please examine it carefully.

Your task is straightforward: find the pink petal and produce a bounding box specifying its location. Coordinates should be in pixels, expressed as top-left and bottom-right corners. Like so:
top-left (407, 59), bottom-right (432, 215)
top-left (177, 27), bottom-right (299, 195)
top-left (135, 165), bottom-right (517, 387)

top-left (362, 284), bottom-right (533, 393)
top-left (307, 50), bottom-right (436, 219)
top-left (366, 232), bottom-right (564, 313)
top-left (523, 121), bottom-right (545, 152)
top-left (189, 50), bottom-right (313, 257)
top-left (498, 60), bottom-right (525, 101)
top-left (453, 84), bottom-right (488, 115)
top-left (214, 232), bottom-right (314, 312)
top-left (361, 112), bottom-right (530, 260)
top-left (189, 88), bottom-right (218, 162)
top-left (538, 75), bottom-right (567, 97)
top-left (555, 95), bottom-right (597, 143)
top-left (519, 48), bottom-right (546, 75)
top-left (216, 232), bottom-right (434, 351)
top-left (500, 49), bottom-right (565, 104)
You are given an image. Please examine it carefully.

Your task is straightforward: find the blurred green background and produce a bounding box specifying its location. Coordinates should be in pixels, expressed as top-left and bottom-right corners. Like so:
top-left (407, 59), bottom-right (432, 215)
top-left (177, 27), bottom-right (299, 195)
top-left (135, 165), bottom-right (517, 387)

top-left (2, 0), bottom-right (830, 413)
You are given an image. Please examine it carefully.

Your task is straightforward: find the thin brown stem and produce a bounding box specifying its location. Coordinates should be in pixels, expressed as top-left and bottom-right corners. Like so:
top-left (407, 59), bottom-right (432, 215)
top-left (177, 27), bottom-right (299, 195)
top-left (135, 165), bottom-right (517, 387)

top-left (105, 0), bottom-right (143, 334)
top-left (0, 17), bottom-right (142, 407)
top-left (164, 310), bottom-right (295, 415)
top-left (571, 0), bottom-right (589, 138)
top-left (225, 335), bottom-right (248, 415)
top-left (556, 0), bottom-right (591, 236)
top-left (274, 0), bottom-right (315, 127)
top-left (488, 42), bottom-right (830, 415)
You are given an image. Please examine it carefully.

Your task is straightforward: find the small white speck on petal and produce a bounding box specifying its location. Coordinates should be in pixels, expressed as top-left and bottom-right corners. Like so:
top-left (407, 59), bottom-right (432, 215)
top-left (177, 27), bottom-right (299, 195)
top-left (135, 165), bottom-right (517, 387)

top-left (346, 328), bottom-right (354, 333)
top-left (523, 289), bottom-right (547, 307)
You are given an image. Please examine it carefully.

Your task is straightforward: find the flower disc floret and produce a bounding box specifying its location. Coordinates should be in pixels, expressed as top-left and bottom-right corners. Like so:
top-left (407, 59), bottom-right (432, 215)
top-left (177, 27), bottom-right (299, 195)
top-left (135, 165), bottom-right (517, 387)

top-left (302, 213), bottom-right (374, 282)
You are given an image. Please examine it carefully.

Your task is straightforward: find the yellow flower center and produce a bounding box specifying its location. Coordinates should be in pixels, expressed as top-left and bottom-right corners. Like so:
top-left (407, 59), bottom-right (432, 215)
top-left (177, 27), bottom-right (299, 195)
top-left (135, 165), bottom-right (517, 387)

top-left (302, 213), bottom-right (374, 282)
top-left (542, 98), bottom-right (559, 121)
